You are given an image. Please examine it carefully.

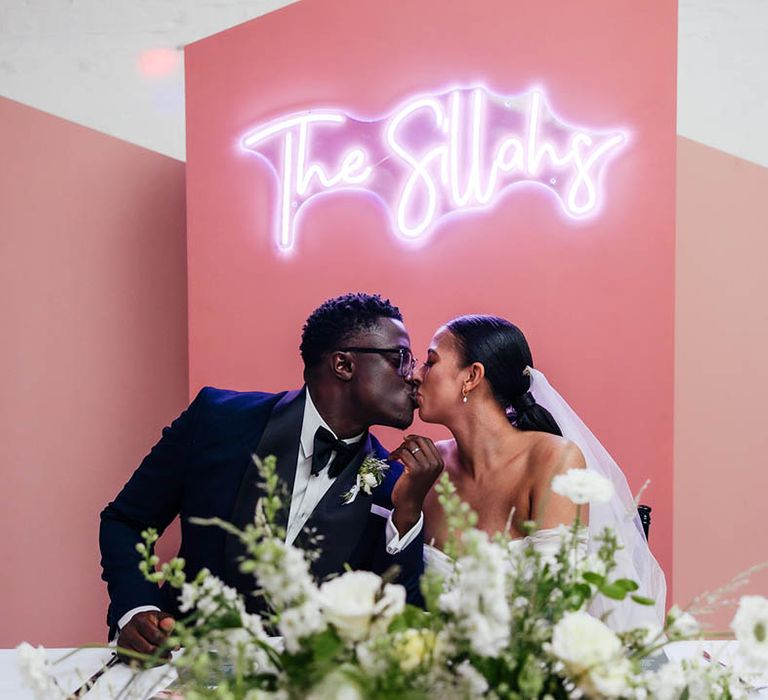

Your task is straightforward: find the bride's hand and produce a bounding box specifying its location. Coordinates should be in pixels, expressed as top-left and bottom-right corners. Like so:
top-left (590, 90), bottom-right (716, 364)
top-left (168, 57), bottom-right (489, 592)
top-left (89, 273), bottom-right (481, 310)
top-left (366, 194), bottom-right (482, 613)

top-left (389, 435), bottom-right (444, 534)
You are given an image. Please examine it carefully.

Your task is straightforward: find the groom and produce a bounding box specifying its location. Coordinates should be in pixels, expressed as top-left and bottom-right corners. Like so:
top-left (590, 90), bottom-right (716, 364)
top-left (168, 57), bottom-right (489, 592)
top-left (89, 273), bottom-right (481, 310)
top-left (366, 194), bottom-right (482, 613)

top-left (99, 293), bottom-right (441, 655)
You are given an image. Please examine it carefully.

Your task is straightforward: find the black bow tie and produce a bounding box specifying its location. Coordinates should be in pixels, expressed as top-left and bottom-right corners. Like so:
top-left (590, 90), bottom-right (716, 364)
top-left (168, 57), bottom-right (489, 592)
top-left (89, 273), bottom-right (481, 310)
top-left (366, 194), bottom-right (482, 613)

top-left (311, 426), bottom-right (359, 478)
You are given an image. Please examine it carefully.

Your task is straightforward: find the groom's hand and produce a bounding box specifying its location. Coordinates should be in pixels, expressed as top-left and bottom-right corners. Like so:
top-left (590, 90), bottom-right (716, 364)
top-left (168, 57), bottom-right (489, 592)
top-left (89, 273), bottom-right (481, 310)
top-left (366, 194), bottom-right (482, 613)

top-left (390, 435), bottom-right (444, 535)
top-left (117, 611), bottom-right (176, 661)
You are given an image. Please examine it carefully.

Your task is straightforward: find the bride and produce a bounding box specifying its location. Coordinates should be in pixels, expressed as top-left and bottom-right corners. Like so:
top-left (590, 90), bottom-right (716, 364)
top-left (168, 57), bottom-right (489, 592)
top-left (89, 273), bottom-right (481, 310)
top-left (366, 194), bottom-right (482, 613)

top-left (391, 315), bottom-right (666, 631)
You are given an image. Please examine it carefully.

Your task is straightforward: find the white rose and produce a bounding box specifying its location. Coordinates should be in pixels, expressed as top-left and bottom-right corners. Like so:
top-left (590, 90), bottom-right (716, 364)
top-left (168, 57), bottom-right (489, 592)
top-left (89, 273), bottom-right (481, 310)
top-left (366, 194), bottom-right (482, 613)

top-left (361, 472), bottom-right (378, 491)
top-left (307, 669), bottom-right (363, 700)
top-left (551, 469), bottom-right (614, 505)
top-left (550, 611), bottom-right (622, 674)
top-left (318, 570), bottom-right (405, 642)
top-left (585, 656), bottom-right (632, 698)
top-left (731, 595), bottom-right (768, 666)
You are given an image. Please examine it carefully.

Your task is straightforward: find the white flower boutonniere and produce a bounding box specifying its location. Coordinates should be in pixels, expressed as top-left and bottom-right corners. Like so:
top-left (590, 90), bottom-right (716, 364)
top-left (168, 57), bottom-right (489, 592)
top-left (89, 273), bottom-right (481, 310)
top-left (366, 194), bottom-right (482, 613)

top-left (342, 454), bottom-right (390, 505)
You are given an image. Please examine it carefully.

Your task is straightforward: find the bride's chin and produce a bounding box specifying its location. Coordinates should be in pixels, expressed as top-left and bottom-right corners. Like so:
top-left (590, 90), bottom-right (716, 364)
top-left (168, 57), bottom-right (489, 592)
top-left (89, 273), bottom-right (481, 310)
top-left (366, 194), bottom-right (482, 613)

top-left (417, 408), bottom-right (437, 424)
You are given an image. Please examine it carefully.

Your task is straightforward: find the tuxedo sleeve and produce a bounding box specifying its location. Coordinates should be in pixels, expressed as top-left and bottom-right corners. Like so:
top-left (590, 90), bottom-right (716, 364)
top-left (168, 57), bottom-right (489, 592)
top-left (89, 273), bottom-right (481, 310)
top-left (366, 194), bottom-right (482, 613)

top-left (99, 388), bottom-right (206, 633)
top-left (356, 454), bottom-right (425, 607)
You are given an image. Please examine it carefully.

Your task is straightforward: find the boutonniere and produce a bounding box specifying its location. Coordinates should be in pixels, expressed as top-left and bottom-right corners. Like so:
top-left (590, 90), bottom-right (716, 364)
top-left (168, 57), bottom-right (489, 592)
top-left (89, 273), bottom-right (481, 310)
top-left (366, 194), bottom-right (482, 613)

top-left (341, 454), bottom-right (390, 505)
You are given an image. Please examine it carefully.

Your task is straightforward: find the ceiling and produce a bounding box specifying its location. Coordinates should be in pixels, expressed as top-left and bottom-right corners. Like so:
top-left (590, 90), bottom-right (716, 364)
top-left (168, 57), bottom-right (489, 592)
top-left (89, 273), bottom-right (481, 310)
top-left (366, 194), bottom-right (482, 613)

top-left (1, 0), bottom-right (766, 166)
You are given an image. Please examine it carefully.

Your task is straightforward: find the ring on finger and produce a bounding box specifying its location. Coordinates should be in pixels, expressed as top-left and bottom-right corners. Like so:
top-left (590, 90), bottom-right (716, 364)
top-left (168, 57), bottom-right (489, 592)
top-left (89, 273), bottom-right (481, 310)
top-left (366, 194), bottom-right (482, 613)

top-left (409, 446), bottom-right (421, 455)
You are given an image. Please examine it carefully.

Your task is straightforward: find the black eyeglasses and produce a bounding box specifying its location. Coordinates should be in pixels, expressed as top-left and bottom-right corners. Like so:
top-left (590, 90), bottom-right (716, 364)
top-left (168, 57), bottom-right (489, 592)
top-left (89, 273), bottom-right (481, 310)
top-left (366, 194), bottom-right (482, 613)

top-left (337, 346), bottom-right (417, 377)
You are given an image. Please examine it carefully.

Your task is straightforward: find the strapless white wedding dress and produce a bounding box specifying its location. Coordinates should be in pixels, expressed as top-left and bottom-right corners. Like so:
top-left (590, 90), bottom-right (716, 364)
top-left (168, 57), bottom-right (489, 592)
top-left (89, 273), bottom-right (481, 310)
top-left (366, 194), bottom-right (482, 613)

top-left (423, 527), bottom-right (578, 578)
top-left (424, 523), bottom-right (661, 633)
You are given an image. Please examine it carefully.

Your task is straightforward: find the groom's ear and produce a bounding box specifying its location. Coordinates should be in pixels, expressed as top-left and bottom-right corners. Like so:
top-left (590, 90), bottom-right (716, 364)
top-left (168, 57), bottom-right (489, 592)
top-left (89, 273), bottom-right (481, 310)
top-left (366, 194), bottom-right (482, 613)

top-left (330, 351), bottom-right (354, 381)
top-left (466, 362), bottom-right (485, 390)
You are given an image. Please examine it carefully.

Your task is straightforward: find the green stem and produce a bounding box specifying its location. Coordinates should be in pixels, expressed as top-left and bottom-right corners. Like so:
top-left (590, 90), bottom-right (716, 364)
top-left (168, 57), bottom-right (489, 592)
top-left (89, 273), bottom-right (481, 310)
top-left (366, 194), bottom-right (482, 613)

top-left (189, 516), bottom-right (246, 538)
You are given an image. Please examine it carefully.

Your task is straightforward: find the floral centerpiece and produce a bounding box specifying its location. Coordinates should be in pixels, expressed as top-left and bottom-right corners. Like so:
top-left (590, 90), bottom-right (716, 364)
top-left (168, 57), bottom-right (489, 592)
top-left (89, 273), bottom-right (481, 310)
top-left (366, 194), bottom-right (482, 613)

top-left (19, 456), bottom-right (768, 699)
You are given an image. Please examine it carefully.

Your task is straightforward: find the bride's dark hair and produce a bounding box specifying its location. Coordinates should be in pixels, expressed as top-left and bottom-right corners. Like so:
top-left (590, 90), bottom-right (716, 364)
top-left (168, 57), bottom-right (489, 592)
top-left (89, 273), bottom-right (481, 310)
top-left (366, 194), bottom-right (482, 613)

top-left (446, 315), bottom-right (562, 437)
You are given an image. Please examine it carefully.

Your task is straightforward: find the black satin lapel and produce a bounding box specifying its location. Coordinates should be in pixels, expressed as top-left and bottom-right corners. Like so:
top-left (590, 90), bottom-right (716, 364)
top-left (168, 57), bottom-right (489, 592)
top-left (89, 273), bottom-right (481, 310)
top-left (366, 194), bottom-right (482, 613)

top-left (303, 433), bottom-right (374, 581)
top-left (253, 388), bottom-right (306, 504)
top-left (223, 389), bottom-right (305, 597)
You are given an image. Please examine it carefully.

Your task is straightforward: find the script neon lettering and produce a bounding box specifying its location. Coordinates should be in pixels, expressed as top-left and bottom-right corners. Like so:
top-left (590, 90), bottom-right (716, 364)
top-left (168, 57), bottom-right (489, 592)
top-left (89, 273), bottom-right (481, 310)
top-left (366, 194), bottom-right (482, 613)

top-left (241, 87), bottom-right (628, 254)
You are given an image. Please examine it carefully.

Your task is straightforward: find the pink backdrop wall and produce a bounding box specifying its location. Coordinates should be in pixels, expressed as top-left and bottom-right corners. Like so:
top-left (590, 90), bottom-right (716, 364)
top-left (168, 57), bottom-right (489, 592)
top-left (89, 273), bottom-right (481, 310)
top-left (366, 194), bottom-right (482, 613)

top-left (186, 0), bottom-right (677, 582)
top-left (5, 4), bottom-right (767, 647)
top-left (0, 98), bottom-right (188, 647)
top-left (674, 136), bottom-right (768, 628)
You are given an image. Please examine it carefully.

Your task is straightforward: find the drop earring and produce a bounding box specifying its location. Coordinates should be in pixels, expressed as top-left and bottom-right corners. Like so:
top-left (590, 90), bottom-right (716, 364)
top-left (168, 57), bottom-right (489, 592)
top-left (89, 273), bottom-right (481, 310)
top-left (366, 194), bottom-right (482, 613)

top-left (461, 387), bottom-right (469, 404)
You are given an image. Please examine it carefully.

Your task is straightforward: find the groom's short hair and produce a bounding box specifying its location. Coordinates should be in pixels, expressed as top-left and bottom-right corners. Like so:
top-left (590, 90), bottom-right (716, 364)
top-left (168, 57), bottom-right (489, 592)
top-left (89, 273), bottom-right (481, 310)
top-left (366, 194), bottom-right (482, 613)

top-left (300, 292), bottom-right (402, 369)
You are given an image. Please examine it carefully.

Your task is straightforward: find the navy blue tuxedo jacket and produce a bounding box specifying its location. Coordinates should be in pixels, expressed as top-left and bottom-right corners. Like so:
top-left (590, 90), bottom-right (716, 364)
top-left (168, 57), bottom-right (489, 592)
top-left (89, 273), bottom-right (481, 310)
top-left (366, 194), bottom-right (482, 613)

top-left (99, 387), bottom-right (424, 636)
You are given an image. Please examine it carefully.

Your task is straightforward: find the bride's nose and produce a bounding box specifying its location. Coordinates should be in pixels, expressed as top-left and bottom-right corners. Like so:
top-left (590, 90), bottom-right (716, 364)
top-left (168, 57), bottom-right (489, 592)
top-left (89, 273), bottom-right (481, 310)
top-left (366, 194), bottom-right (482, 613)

top-left (410, 363), bottom-right (425, 385)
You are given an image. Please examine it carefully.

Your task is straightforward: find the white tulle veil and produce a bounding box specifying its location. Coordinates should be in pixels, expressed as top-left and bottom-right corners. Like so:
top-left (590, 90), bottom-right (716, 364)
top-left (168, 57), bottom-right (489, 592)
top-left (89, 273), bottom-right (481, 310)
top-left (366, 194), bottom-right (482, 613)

top-left (526, 367), bottom-right (667, 631)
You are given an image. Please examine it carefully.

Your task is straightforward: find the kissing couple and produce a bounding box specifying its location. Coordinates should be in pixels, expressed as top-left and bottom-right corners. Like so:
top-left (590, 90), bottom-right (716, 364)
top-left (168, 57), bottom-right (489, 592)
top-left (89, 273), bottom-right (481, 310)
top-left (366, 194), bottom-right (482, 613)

top-left (100, 292), bottom-right (666, 656)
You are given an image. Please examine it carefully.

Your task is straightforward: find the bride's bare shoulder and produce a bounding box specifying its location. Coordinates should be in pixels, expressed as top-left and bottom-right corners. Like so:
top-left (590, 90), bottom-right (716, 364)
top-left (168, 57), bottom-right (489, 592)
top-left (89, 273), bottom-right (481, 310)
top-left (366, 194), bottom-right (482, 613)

top-left (527, 432), bottom-right (586, 478)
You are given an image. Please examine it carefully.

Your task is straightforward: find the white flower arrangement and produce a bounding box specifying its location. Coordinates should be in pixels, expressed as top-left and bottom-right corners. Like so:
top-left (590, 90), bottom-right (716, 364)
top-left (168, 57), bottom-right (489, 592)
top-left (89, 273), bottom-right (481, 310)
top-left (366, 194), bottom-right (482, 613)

top-left (342, 454), bottom-right (390, 504)
top-left (18, 457), bottom-right (768, 699)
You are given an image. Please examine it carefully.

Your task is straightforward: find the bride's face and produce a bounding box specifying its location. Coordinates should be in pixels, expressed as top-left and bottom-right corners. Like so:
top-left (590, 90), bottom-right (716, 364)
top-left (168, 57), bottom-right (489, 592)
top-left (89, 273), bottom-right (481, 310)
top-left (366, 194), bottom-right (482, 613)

top-left (412, 326), bottom-right (468, 423)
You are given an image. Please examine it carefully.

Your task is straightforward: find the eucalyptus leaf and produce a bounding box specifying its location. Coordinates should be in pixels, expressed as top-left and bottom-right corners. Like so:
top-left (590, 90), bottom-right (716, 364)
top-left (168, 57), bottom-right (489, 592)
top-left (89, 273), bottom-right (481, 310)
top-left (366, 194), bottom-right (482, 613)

top-left (599, 583), bottom-right (628, 600)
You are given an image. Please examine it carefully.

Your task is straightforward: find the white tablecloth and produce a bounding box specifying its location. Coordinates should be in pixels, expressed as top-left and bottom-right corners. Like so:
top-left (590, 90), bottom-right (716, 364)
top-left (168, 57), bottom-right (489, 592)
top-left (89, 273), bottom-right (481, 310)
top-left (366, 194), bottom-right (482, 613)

top-left (2, 641), bottom-right (766, 698)
top-left (1, 647), bottom-right (177, 699)
top-left (665, 640), bottom-right (768, 697)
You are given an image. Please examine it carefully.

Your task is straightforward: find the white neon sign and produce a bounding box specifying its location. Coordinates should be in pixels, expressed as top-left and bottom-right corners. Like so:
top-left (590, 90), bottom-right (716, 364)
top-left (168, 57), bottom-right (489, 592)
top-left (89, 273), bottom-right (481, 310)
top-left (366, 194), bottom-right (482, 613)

top-left (241, 86), bottom-right (628, 254)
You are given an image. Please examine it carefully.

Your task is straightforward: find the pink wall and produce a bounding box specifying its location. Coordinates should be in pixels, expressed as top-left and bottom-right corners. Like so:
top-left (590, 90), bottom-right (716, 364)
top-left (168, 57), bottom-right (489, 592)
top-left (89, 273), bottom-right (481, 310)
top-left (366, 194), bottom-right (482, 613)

top-left (674, 136), bottom-right (768, 628)
top-left (186, 0), bottom-right (677, 582)
top-left (0, 97), bottom-right (188, 647)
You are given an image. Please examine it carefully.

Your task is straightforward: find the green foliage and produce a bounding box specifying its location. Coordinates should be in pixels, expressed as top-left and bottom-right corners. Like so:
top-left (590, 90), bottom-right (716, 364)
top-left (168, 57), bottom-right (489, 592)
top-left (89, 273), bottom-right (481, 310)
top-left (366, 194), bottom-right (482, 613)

top-left (517, 654), bottom-right (544, 699)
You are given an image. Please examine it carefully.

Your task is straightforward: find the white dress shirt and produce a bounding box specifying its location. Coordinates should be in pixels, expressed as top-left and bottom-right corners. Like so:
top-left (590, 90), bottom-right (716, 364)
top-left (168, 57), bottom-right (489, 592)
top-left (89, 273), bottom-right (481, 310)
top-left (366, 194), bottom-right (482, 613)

top-left (287, 389), bottom-right (422, 549)
top-left (117, 388), bottom-right (422, 632)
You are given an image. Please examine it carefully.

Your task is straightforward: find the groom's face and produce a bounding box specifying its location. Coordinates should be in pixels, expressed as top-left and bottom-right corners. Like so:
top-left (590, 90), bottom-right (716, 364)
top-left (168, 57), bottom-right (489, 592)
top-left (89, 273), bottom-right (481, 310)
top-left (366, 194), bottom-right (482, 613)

top-left (347, 317), bottom-right (417, 430)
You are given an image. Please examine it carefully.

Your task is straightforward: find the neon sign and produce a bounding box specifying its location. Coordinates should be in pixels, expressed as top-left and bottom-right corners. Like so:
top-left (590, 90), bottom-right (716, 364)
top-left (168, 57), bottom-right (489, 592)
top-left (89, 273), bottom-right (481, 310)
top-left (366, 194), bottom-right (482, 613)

top-left (241, 86), bottom-right (628, 254)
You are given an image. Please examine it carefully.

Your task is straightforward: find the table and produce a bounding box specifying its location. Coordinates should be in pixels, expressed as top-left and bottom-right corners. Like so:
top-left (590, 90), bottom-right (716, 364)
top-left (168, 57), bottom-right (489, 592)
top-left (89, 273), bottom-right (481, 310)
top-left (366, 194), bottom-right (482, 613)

top-left (2, 641), bottom-right (766, 698)
top-left (1, 647), bottom-right (177, 699)
top-left (665, 640), bottom-right (768, 697)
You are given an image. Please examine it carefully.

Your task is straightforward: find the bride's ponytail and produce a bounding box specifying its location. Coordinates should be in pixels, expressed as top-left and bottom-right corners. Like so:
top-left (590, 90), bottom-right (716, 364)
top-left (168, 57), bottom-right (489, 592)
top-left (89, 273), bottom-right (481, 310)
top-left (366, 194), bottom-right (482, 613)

top-left (447, 315), bottom-right (563, 437)
top-left (510, 389), bottom-right (562, 437)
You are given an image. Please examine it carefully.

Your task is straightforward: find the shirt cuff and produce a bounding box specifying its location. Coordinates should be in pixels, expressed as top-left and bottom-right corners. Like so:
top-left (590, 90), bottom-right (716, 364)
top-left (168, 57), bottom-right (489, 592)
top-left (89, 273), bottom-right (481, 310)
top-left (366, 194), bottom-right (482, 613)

top-left (385, 511), bottom-right (423, 554)
top-left (117, 605), bottom-right (161, 631)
